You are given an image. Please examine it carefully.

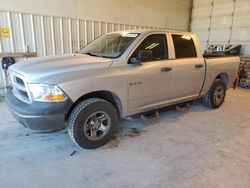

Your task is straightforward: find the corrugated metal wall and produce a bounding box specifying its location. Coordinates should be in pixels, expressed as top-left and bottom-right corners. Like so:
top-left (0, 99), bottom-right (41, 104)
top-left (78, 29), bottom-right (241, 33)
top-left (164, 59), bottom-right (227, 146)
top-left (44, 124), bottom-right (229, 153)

top-left (0, 10), bottom-right (173, 98)
top-left (0, 10), bottom-right (170, 56)
top-left (191, 0), bottom-right (250, 56)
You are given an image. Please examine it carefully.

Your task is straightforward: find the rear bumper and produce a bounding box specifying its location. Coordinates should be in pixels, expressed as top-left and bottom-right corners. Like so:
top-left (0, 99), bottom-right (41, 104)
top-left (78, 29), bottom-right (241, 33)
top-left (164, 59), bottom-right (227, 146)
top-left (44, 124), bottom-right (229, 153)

top-left (6, 90), bottom-right (73, 132)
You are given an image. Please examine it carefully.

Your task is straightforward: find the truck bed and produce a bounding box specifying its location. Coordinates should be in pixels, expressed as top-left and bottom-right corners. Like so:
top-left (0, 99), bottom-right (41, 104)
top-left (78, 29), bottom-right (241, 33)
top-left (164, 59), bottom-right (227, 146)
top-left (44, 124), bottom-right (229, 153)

top-left (200, 55), bottom-right (240, 96)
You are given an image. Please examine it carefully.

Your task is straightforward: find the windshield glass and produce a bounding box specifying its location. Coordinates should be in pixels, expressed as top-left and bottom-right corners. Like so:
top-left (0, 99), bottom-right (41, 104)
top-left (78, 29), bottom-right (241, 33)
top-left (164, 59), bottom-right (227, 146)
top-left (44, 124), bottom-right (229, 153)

top-left (79, 32), bottom-right (140, 58)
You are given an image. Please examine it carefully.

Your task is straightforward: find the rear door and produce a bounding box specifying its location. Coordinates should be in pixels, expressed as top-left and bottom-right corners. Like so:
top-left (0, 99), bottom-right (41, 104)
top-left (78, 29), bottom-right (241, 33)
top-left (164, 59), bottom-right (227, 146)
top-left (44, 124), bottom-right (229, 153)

top-left (169, 34), bottom-right (205, 100)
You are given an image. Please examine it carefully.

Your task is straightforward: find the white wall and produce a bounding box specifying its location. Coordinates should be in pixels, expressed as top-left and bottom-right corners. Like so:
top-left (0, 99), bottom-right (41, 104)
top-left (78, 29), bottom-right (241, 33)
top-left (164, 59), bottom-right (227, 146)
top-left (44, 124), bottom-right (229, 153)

top-left (0, 0), bottom-right (191, 30)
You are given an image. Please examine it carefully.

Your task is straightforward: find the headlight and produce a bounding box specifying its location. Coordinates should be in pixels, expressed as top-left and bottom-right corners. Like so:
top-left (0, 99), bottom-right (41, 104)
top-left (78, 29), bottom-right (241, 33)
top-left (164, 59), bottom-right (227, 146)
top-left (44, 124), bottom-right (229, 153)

top-left (28, 84), bottom-right (67, 102)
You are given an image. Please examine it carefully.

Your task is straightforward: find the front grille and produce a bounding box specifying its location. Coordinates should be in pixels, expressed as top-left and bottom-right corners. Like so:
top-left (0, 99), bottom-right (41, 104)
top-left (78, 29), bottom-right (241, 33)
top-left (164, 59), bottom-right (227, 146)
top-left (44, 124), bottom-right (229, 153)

top-left (19, 90), bottom-right (29, 98)
top-left (10, 72), bottom-right (31, 103)
top-left (16, 77), bottom-right (25, 86)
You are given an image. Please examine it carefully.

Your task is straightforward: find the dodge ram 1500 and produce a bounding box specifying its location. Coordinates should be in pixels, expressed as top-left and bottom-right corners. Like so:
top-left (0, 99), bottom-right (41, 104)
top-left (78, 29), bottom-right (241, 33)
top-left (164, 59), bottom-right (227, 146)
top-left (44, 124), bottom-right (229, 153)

top-left (6, 30), bottom-right (240, 149)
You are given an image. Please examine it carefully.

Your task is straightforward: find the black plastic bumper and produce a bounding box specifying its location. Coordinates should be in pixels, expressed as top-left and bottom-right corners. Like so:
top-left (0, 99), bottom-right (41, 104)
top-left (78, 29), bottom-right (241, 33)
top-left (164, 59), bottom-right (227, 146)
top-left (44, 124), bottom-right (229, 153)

top-left (6, 90), bottom-right (73, 132)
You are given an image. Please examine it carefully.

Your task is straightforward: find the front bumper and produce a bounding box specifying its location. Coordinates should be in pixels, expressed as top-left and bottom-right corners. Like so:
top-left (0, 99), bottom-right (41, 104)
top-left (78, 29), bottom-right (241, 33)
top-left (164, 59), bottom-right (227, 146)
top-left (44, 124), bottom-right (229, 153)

top-left (6, 90), bottom-right (73, 132)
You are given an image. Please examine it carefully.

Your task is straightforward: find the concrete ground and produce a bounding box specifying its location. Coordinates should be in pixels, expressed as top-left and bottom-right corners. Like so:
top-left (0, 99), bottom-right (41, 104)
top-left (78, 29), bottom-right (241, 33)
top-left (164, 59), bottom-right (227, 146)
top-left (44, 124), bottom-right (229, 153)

top-left (0, 88), bottom-right (250, 188)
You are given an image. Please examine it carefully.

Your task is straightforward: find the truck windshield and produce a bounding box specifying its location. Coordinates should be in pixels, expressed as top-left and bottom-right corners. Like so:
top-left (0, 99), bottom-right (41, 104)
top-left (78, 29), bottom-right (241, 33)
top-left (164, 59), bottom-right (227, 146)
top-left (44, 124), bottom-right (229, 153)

top-left (79, 32), bottom-right (140, 58)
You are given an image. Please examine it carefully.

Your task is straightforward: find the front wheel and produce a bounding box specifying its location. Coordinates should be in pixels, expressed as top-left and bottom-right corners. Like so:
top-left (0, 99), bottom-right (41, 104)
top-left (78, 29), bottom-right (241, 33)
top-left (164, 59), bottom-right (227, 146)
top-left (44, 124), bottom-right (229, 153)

top-left (202, 79), bottom-right (226, 109)
top-left (67, 98), bottom-right (118, 149)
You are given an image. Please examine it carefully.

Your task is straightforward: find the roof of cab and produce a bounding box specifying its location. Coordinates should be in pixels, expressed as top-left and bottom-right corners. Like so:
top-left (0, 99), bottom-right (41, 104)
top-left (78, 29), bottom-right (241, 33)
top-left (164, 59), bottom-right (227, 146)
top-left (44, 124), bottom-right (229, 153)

top-left (110, 29), bottom-right (195, 35)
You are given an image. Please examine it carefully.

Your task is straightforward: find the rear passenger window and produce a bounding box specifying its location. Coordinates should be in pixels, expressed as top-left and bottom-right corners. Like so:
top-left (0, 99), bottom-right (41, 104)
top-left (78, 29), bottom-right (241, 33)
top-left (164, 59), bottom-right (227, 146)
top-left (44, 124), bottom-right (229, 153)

top-left (172, 34), bottom-right (197, 58)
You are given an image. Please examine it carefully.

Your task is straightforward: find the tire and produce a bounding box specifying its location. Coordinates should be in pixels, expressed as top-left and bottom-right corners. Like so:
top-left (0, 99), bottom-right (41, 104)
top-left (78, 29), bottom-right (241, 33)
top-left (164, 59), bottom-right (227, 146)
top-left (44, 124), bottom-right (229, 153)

top-left (202, 79), bottom-right (226, 109)
top-left (67, 98), bottom-right (118, 149)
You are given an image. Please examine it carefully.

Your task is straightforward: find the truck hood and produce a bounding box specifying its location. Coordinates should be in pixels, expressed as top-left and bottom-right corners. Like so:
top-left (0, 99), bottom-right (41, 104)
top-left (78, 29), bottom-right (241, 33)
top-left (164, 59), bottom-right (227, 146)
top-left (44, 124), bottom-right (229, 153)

top-left (9, 53), bottom-right (113, 83)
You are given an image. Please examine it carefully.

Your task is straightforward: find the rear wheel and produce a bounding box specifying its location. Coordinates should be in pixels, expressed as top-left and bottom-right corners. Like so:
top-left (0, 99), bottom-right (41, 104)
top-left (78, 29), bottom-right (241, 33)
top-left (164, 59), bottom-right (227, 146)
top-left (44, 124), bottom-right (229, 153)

top-left (202, 79), bottom-right (226, 109)
top-left (67, 98), bottom-right (118, 149)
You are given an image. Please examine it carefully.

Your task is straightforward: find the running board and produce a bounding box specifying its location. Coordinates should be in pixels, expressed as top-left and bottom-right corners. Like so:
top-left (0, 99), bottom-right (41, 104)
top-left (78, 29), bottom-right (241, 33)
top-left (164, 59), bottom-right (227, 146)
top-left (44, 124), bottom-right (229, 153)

top-left (140, 111), bottom-right (160, 121)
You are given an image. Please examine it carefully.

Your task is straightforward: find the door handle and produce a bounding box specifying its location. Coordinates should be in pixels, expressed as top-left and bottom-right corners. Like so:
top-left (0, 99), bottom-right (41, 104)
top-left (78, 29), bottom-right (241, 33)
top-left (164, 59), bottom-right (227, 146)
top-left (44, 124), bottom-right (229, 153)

top-left (195, 64), bottom-right (204, 69)
top-left (161, 67), bottom-right (172, 72)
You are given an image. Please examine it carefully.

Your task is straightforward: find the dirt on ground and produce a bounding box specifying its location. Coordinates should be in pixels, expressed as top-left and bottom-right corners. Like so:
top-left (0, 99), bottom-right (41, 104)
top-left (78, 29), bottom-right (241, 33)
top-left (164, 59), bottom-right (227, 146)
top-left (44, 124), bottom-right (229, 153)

top-left (0, 88), bottom-right (250, 188)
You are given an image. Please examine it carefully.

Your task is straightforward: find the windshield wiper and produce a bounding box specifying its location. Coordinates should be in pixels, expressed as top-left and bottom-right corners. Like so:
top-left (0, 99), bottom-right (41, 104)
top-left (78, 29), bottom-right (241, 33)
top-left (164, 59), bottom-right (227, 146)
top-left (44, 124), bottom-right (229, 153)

top-left (83, 52), bottom-right (99, 57)
top-left (83, 52), bottom-right (113, 58)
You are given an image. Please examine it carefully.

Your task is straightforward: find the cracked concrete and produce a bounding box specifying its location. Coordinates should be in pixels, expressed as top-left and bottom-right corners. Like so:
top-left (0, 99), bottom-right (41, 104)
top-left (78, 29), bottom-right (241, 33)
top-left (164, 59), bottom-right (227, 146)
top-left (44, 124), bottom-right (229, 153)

top-left (0, 88), bottom-right (249, 188)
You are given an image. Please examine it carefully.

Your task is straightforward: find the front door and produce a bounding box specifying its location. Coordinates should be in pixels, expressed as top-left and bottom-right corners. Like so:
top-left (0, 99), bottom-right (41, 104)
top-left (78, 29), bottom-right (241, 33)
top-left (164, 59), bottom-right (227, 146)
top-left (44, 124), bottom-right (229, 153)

top-left (127, 33), bottom-right (174, 113)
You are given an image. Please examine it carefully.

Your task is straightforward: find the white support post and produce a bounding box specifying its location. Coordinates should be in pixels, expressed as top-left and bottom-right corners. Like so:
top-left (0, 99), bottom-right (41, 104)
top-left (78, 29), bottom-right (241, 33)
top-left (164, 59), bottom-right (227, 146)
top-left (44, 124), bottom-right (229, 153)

top-left (7, 12), bottom-right (14, 52)
top-left (84, 20), bottom-right (88, 45)
top-left (60, 18), bottom-right (64, 54)
top-left (92, 21), bottom-right (95, 40)
top-left (19, 13), bottom-right (26, 52)
top-left (30, 14), bottom-right (36, 52)
top-left (99, 22), bottom-right (102, 36)
top-left (105, 22), bottom-right (108, 34)
top-left (40, 16), bottom-right (46, 56)
top-left (69, 18), bottom-right (72, 53)
top-left (50, 17), bottom-right (55, 55)
top-left (76, 19), bottom-right (80, 50)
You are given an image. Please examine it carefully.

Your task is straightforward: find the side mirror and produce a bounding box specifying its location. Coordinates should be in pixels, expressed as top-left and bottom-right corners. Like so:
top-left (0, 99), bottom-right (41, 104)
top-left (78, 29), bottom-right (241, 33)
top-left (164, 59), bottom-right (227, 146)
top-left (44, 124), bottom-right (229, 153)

top-left (128, 50), bottom-right (153, 65)
top-left (128, 57), bottom-right (141, 65)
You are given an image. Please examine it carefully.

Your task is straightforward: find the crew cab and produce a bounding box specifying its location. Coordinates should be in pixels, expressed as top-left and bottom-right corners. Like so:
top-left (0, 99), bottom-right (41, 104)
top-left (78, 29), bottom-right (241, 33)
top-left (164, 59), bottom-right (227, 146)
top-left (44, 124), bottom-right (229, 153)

top-left (6, 30), bottom-right (240, 149)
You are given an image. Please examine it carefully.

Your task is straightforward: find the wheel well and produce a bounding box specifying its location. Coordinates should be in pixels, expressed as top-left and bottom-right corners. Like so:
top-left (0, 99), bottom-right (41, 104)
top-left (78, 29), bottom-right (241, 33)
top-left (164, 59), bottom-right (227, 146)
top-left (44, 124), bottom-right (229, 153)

top-left (66, 91), bottom-right (123, 120)
top-left (215, 73), bottom-right (228, 86)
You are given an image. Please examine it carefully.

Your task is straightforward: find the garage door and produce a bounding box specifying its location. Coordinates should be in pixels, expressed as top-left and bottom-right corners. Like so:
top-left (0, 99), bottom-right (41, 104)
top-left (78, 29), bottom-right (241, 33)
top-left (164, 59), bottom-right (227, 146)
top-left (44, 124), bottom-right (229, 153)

top-left (191, 0), bottom-right (250, 56)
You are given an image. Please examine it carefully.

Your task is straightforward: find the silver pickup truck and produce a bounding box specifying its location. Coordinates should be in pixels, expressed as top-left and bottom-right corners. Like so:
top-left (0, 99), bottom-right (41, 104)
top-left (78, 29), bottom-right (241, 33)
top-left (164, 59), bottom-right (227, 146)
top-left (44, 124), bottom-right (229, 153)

top-left (6, 30), bottom-right (240, 149)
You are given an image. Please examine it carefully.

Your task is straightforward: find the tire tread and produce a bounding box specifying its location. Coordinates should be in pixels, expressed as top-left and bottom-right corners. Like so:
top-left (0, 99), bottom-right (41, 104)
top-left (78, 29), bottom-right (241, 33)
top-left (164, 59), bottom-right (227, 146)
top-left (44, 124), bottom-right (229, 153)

top-left (202, 79), bottom-right (226, 109)
top-left (67, 98), bottom-right (108, 148)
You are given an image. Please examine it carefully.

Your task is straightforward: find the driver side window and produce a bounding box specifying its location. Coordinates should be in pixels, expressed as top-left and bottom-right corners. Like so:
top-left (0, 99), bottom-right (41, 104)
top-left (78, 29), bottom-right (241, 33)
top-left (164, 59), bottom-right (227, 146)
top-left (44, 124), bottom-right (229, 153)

top-left (131, 34), bottom-right (168, 63)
